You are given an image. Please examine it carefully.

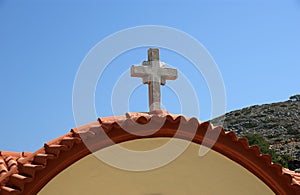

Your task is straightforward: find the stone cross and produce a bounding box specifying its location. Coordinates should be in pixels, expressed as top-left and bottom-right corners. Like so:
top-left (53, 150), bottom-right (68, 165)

top-left (131, 48), bottom-right (178, 112)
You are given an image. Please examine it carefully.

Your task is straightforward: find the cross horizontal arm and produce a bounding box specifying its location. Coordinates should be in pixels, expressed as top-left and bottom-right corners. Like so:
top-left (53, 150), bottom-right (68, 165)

top-left (130, 65), bottom-right (150, 77)
top-left (160, 68), bottom-right (178, 80)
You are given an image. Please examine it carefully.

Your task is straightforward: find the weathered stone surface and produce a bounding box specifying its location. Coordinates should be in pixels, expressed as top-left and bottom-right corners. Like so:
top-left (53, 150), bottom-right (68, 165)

top-left (131, 48), bottom-right (178, 112)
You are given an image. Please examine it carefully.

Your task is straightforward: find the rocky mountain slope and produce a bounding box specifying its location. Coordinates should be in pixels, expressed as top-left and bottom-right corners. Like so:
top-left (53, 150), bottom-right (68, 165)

top-left (211, 99), bottom-right (300, 160)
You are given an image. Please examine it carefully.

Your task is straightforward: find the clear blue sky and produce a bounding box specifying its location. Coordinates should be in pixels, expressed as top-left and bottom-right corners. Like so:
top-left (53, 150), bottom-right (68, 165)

top-left (0, 0), bottom-right (299, 152)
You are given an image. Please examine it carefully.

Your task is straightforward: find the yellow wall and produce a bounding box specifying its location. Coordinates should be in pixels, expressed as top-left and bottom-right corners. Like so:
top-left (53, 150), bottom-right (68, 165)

top-left (39, 138), bottom-right (273, 195)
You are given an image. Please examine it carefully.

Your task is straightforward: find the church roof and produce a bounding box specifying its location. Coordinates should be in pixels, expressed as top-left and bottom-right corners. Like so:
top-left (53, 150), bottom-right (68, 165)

top-left (0, 112), bottom-right (300, 194)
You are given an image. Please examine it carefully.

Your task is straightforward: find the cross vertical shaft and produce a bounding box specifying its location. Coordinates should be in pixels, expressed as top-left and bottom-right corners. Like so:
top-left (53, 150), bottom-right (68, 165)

top-left (149, 81), bottom-right (161, 111)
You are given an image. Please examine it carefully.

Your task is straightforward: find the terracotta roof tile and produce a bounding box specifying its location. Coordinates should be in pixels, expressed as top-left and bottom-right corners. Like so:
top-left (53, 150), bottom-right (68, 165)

top-left (283, 168), bottom-right (300, 186)
top-left (0, 113), bottom-right (299, 194)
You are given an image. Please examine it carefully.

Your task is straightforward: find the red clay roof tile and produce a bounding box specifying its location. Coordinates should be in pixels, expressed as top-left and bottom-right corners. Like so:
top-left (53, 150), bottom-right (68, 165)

top-left (0, 113), bottom-right (299, 194)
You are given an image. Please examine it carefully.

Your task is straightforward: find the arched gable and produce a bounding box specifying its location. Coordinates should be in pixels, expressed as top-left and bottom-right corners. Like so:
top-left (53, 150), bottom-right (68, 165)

top-left (0, 114), bottom-right (299, 194)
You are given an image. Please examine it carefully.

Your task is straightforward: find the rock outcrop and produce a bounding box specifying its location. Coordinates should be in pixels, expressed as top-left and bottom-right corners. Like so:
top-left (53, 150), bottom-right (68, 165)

top-left (211, 100), bottom-right (300, 160)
